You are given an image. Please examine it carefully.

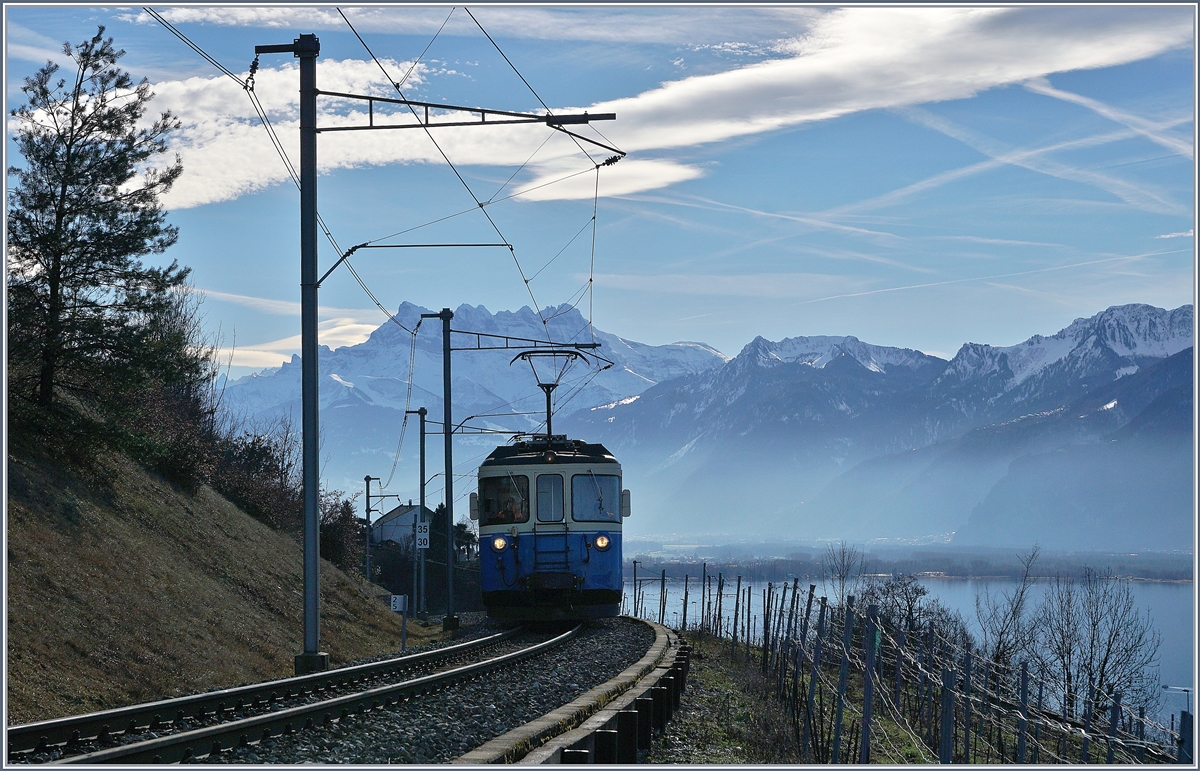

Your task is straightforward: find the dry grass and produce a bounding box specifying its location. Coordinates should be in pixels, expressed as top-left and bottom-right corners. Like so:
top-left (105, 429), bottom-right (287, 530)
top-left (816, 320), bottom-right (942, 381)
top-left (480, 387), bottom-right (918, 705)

top-left (648, 633), bottom-right (803, 763)
top-left (6, 451), bottom-right (440, 725)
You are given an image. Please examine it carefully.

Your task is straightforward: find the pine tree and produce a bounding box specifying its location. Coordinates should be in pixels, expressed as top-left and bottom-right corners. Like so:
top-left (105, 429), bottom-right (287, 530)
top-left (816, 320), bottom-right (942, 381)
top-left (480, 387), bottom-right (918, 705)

top-left (7, 27), bottom-right (185, 415)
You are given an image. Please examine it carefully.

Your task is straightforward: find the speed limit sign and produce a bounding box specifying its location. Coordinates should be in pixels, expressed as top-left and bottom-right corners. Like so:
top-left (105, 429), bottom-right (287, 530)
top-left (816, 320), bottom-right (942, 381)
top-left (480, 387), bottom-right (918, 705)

top-left (416, 521), bottom-right (429, 550)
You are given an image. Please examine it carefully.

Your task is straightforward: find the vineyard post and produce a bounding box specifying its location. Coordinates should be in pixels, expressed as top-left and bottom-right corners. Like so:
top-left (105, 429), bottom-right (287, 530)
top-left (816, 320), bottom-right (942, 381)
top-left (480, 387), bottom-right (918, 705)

top-left (961, 648), bottom-right (973, 763)
top-left (682, 575), bottom-right (689, 632)
top-left (1033, 662), bottom-right (1044, 763)
top-left (1136, 706), bottom-right (1145, 763)
top-left (771, 582), bottom-right (787, 672)
top-left (939, 666), bottom-right (955, 763)
top-left (1018, 661), bottom-right (1029, 764)
top-left (1082, 681), bottom-right (1094, 763)
top-left (918, 637), bottom-right (927, 729)
top-left (979, 661), bottom-right (991, 762)
top-left (730, 575), bottom-right (741, 656)
top-left (659, 569), bottom-right (666, 626)
top-left (761, 584), bottom-right (773, 674)
top-left (1107, 692), bottom-right (1120, 763)
top-left (1181, 709), bottom-right (1194, 764)
top-left (744, 586), bottom-right (752, 659)
top-left (831, 595), bottom-right (855, 764)
top-left (798, 584), bottom-right (816, 660)
top-left (858, 604), bottom-right (878, 764)
top-left (801, 596), bottom-right (828, 762)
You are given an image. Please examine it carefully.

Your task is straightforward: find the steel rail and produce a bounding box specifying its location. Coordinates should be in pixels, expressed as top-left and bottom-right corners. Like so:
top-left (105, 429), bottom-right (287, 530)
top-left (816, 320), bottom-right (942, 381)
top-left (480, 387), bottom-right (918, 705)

top-left (8, 629), bottom-right (521, 757)
top-left (53, 625), bottom-right (581, 764)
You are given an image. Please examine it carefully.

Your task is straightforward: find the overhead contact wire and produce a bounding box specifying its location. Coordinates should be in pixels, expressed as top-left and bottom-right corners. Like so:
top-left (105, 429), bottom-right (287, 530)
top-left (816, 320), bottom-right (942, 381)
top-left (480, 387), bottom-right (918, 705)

top-left (336, 7), bottom-right (552, 342)
top-left (463, 6), bottom-right (597, 165)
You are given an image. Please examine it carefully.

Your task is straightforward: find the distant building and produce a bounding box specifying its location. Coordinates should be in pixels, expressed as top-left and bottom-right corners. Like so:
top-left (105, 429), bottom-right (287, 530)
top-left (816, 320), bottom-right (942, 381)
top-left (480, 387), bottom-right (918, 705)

top-left (371, 502), bottom-right (435, 545)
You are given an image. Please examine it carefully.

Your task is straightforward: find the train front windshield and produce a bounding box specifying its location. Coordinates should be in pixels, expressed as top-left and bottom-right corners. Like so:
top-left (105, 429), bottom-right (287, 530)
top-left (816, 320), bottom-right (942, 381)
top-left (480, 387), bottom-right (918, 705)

top-left (572, 473), bottom-right (621, 522)
top-left (480, 475), bottom-right (529, 526)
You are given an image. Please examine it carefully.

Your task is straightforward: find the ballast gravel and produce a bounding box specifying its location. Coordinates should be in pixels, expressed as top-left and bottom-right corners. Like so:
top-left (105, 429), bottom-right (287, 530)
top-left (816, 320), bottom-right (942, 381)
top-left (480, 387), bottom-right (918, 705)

top-left (207, 616), bottom-right (655, 764)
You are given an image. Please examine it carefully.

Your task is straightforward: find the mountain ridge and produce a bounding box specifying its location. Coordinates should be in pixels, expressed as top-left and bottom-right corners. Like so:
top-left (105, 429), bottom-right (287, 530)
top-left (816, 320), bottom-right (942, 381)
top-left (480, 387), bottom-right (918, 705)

top-left (222, 301), bottom-right (1192, 549)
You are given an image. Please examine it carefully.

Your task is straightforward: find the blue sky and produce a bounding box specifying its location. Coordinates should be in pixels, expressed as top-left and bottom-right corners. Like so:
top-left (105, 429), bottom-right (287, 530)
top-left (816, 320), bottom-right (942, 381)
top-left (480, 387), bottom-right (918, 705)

top-left (6, 5), bottom-right (1196, 378)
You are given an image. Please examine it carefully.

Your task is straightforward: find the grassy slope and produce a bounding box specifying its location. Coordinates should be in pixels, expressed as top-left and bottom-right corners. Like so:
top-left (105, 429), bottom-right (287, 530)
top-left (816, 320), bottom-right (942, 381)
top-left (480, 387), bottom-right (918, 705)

top-left (6, 451), bottom-right (439, 725)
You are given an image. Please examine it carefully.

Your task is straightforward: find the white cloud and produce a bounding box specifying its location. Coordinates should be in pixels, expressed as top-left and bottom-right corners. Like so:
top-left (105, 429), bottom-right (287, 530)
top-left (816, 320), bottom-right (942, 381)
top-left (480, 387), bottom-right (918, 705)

top-left (5, 23), bottom-right (75, 67)
top-left (513, 158), bottom-right (704, 202)
top-left (199, 288), bottom-right (381, 321)
top-left (130, 6), bottom-right (823, 45)
top-left (1154, 230), bottom-right (1194, 239)
top-left (137, 6), bottom-right (1191, 209)
top-left (217, 315), bottom-right (381, 368)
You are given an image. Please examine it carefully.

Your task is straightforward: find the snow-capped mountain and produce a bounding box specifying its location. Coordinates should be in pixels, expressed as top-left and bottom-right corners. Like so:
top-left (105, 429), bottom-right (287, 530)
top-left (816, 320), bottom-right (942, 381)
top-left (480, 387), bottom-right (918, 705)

top-left (220, 302), bottom-right (727, 494)
top-left (929, 304), bottom-right (1193, 425)
top-left (562, 303), bottom-right (1193, 545)
top-left (739, 334), bottom-right (938, 373)
top-left (222, 301), bottom-right (1192, 549)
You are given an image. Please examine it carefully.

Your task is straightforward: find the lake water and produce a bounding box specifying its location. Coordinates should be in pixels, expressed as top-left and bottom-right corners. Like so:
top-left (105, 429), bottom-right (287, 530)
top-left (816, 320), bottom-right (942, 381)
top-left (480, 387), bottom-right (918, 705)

top-left (622, 575), bottom-right (1193, 719)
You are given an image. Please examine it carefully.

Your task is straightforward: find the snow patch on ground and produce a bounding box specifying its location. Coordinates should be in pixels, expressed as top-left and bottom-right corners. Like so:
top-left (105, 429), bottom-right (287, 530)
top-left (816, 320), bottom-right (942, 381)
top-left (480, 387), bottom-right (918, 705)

top-left (593, 395), bottom-right (641, 410)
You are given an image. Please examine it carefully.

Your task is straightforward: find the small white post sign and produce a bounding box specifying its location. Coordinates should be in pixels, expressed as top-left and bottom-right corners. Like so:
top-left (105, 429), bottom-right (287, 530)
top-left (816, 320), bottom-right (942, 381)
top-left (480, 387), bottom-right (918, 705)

top-left (391, 594), bottom-right (408, 612)
top-left (416, 522), bottom-right (430, 550)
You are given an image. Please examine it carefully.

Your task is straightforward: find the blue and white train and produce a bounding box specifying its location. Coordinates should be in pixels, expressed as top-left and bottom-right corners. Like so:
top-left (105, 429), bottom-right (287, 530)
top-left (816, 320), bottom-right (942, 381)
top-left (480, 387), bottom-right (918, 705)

top-left (470, 434), bottom-right (630, 622)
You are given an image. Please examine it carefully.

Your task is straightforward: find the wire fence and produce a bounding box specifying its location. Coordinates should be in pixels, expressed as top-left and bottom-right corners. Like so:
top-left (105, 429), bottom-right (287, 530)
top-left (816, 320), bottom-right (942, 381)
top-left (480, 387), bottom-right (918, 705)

top-left (623, 574), bottom-right (1192, 764)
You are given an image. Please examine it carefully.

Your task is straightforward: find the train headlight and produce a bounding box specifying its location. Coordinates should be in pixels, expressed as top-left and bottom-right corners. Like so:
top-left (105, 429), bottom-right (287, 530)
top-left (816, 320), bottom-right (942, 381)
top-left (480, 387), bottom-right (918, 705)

top-left (492, 536), bottom-right (509, 552)
top-left (594, 534), bottom-right (611, 550)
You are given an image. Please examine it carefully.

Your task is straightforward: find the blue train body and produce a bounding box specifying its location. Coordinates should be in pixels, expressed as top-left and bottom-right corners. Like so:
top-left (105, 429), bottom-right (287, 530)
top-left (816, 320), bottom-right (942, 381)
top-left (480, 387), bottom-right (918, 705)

top-left (470, 434), bottom-right (629, 622)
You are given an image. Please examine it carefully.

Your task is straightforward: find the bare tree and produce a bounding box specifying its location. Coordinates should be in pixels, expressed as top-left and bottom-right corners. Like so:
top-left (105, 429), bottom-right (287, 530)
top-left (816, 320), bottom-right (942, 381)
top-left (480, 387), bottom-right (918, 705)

top-left (822, 540), bottom-right (864, 608)
top-left (975, 545), bottom-right (1040, 682)
top-left (1037, 572), bottom-right (1082, 717)
top-left (1037, 568), bottom-right (1161, 718)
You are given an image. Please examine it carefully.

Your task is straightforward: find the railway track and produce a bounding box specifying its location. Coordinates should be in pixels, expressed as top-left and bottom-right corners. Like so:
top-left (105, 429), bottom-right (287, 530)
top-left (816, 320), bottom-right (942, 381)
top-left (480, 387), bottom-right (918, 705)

top-left (8, 625), bottom-right (580, 764)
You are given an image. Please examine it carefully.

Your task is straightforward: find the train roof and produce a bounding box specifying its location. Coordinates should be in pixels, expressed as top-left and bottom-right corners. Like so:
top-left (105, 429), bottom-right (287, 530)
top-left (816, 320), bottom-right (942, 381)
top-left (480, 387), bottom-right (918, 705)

top-left (480, 434), bottom-right (619, 468)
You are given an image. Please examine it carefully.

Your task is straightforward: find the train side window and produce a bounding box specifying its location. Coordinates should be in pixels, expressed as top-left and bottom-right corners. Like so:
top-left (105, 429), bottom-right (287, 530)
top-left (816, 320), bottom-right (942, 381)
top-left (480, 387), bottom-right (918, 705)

top-left (536, 474), bottom-right (564, 522)
top-left (479, 475), bottom-right (529, 526)
top-left (571, 472), bottom-right (621, 522)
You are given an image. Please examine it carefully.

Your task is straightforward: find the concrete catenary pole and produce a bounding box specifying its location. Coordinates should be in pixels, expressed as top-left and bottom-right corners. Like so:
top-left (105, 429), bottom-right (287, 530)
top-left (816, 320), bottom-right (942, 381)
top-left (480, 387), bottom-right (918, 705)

top-left (438, 309), bottom-right (456, 629)
top-left (256, 33), bottom-right (327, 676)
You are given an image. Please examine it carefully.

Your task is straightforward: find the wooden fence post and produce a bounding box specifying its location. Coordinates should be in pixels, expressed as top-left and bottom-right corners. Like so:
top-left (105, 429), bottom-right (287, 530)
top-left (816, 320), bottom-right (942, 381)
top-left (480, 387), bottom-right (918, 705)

top-left (730, 576), bottom-right (741, 653)
top-left (659, 569), bottom-right (666, 626)
top-left (858, 604), bottom-right (878, 764)
top-left (1180, 710), bottom-right (1194, 765)
top-left (939, 666), bottom-right (955, 763)
top-left (977, 660), bottom-right (990, 762)
top-left (715, 573), bottom-right (725, 637)
top-left (1082, 681), bottom-right (1094, 763)
top-left (798, 584), bottom-right (816, 647)
top-left (761, 584), bottom-right (773, 673)
top-left (959, 648), bottom-right (972, 763)
top-left (681, 575), bottom-right (689, 632)
top-left (831, 595), bottom-right (855, 764)
top-left (1033, 662), bottom-right (1044, 764)
top-left (744, 586), bottom-right (752, 660)
top-left (771, 582), bottom-right (783, 660)
top-left (1136, 705), bottom-right (1145, 763)
top-left (801, 596), bottom-right (828, 762)
top-left (1107, 692), bottom-right (1120, 764)
top-left (1017, 661), bottom-right (1029, 764)
top-left (917, 637), bottom-right (927, 730)
top-left (778, 580), bottom-right (800, 696)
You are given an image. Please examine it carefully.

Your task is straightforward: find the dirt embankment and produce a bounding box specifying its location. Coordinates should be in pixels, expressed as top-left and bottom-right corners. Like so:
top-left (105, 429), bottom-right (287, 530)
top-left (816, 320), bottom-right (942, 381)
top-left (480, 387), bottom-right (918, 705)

top-left (6, 452), bottom-right (438, 725)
